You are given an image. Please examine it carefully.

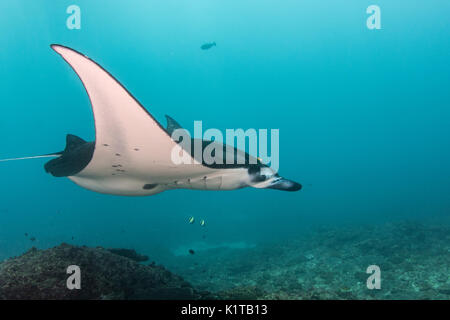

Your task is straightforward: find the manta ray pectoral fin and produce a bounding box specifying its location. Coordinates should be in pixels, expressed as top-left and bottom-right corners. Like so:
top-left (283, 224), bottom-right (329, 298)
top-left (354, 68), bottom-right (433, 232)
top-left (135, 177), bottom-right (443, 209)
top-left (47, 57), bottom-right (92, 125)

top-left (51, 44), bottom-right (214, 185)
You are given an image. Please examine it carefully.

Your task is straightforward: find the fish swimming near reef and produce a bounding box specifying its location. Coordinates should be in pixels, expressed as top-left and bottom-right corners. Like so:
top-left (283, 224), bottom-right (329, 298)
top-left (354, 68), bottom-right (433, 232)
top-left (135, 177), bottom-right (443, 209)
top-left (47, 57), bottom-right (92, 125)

top-left (0, 45), bottom-right (301, 197)
top-left (200, 42), bottom-right (216, 50)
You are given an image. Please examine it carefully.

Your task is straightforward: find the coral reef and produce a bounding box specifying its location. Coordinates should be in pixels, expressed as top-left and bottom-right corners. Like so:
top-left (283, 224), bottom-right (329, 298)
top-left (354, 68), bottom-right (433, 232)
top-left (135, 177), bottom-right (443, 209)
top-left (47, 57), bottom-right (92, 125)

top-left (169, 221), bottom-right (450, 300)
top-left (0, 244), bottom-right (207, 300)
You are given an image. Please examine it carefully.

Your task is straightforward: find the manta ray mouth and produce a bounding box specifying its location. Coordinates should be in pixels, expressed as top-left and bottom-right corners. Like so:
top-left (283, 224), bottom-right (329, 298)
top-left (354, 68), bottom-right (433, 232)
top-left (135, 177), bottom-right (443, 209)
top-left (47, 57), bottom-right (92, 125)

top-left (266, 177), bottom-right (302, 192)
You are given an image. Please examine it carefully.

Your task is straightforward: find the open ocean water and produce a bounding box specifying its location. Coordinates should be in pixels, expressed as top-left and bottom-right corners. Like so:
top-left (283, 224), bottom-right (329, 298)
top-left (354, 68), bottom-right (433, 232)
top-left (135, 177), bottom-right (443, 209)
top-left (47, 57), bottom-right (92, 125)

top-left (0, 0), bottom-right (449, 300)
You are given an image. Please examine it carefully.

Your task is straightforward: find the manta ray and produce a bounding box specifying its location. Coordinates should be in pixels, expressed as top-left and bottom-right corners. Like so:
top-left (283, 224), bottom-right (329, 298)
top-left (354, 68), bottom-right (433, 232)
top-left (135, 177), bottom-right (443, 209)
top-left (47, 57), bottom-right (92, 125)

top-left (1, 44), bottom-right (301, 196)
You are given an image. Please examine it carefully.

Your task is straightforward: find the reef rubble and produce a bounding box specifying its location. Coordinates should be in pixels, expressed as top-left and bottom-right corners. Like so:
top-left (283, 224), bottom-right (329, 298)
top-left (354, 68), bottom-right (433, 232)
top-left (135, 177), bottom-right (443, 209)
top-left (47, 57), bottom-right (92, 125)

top-left (0, 243), bottom-right (211, 300)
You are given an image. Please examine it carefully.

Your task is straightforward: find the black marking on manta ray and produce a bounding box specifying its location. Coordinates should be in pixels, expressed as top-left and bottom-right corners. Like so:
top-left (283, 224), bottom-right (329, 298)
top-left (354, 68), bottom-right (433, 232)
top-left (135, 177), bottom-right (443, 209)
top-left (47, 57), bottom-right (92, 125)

top-left (115, 153), bottom-right (121, 156)
top-left (134, 148), bottom-right (140, 151)
top-left (44, 136), bottom-right (94, 177)
top-left (50, 44), bottom-right (177, 145)
top-left (103, 144), bottom-right (109, 146)
top-left (143, 184), bottom-right (158, 190)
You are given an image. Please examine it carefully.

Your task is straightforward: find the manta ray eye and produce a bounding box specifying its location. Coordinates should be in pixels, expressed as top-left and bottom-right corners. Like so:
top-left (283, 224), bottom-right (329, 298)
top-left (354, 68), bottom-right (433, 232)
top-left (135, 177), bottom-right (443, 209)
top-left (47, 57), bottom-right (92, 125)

top-left (248, 165), bottom-right (260, 175)
top-left (248, 165), bottom-right (266, 183)
top-left (259, 167), bottom-right (275, 181)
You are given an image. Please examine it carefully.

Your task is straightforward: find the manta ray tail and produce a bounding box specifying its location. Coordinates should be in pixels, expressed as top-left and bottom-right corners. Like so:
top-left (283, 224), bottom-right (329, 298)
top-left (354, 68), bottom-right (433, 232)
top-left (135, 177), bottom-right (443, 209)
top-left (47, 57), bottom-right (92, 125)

top-left (0, 153), bottom-right (61, 162)
top-left (0, 135), bottom-right (88, 164)
top-left (0, 136), bottom-right (89, 164)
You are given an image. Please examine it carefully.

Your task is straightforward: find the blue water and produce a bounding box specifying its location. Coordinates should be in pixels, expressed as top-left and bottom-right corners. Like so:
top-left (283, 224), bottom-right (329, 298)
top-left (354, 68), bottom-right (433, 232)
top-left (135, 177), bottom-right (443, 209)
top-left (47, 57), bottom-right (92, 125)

top-left (1, 0), bottom-right (449, 265)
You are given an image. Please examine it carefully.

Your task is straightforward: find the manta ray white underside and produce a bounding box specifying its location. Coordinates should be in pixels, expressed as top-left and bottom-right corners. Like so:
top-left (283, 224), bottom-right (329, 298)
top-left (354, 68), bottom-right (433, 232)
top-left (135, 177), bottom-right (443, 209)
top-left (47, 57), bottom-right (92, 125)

top-left (51, 45), bottom-right (252, 196)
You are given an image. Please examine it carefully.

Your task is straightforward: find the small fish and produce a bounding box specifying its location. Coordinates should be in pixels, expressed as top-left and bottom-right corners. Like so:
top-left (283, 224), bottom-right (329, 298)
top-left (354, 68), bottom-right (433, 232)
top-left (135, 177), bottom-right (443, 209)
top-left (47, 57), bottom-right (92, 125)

top-left (200, 42), bottom-right (216, 50)
top-left (30, 236), bottom-right (36, 242)
top-left (24, 233), bottom-right (28, 237)
top-left (189, 249), bottom-right (195, 255)
top-left (71, 236), bottom-right (75, 240)
top-left (188, 216), bottom-right (195, 224)
top-left (200, 219), bottom-right (206, 227)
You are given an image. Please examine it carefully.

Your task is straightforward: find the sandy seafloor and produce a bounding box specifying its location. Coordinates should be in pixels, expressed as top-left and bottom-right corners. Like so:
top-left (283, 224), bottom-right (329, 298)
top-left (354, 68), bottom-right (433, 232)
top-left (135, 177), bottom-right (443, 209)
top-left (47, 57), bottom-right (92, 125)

top-left (165, 220), bottom-right (450, 300)
top-left (0, 219), bottom-right (449, 300)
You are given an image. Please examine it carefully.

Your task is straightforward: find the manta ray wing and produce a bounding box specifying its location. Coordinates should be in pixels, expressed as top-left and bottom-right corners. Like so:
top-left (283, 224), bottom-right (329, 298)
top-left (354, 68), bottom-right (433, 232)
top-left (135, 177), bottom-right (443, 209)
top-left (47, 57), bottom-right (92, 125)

top-left (51, 45), bottom-right (213, 189)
